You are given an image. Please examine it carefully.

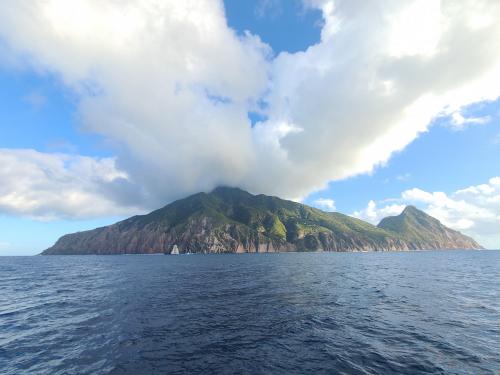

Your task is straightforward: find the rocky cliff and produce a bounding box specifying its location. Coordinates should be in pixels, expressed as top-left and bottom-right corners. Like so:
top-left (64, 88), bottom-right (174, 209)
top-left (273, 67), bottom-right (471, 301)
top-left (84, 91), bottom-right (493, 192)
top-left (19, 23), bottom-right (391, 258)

top-left (42, 187), bottom-right (483, 255)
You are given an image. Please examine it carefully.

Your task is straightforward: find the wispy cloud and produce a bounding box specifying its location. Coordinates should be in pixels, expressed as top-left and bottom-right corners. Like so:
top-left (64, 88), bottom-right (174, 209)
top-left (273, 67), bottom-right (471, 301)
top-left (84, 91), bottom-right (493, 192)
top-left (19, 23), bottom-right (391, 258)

top-left (383, 173), bottom-right (411, 184)
top-left (396, 173), bottom-right (411, 182)
top-left (255, 0), bottom-right (283, 19)
top-left (23, 89), bottom-right (47, 110)
top-left (448, 111), bottom-right (491, 131)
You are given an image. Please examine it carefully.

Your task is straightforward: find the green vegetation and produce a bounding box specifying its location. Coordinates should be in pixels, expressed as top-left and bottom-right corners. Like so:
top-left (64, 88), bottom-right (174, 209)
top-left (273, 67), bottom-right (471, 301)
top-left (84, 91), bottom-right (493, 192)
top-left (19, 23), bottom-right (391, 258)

top-left (379, 205), bottom-right (449, 242)
top-left (43, 187), bottom-right (482, 255)
top-left (123, 186), bottom-right (399, 246)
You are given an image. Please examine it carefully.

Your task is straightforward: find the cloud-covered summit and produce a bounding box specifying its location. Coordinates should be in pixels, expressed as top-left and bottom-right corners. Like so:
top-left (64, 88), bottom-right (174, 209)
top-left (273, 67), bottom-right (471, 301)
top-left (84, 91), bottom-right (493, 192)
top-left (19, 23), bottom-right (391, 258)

top-left (1, 0), bottom-right (500, 218)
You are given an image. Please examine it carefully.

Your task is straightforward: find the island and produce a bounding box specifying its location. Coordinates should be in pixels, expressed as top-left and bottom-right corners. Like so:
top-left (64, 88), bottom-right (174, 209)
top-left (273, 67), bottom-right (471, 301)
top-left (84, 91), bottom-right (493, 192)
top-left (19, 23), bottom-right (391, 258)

top-left (42, 187), bottom-right (482, 255)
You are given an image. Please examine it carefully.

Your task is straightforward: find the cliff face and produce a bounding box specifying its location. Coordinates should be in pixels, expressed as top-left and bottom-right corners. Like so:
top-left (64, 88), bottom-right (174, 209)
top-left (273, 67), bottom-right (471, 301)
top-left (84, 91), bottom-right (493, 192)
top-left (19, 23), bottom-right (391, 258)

top-left (42, 187), bottom-right (483, 255)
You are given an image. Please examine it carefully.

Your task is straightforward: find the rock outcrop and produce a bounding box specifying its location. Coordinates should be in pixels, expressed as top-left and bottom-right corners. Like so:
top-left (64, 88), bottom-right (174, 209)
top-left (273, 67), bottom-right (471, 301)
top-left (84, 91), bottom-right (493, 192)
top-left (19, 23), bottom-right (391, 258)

top-left (42, 187), bottom-right (483, 255)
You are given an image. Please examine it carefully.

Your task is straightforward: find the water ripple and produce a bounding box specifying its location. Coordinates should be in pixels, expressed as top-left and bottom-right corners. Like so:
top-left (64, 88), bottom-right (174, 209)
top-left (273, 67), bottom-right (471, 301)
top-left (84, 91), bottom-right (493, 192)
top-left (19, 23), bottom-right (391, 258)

top-left (0, 251), bottom-right (499, 374)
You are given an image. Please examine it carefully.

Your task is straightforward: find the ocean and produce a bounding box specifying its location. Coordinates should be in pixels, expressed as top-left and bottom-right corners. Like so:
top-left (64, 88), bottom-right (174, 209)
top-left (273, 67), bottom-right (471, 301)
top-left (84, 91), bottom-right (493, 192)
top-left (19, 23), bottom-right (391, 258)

top-left (0, 251), bottom-right (499, 374)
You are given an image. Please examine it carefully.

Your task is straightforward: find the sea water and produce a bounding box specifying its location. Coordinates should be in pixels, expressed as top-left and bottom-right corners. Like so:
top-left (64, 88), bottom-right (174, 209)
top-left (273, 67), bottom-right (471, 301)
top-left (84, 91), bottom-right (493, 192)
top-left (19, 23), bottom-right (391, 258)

top-left (1, 250), bottom-right (499, 374)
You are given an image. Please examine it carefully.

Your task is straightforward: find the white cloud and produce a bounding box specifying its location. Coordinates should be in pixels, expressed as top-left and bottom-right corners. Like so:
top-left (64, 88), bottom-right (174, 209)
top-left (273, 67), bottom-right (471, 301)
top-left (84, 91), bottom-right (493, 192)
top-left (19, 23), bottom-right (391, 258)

top-left (0, 0), bottom-right (271, 210)
top-left (353, 200), bottom-right (407, 225)
top-left (449, 111), bottom-right (491, 130)
top-left (313, 198), bottom-right (336, 211)
top-left (354, 177), bottom-right (500, 249)
top-left (0, 149), bottom-right (141, 220)
top-left (396, 173), bottom-right (411, 182)
top-left (248, 0), bottom-right (500, 198)
top-left (0, 1), bottom-right (499, 218)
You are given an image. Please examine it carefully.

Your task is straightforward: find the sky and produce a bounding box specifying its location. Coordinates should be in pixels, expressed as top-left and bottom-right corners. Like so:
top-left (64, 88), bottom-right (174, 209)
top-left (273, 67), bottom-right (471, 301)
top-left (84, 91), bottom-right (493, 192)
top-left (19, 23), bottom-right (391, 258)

top-left (0, 0), bottom-right (499, 255)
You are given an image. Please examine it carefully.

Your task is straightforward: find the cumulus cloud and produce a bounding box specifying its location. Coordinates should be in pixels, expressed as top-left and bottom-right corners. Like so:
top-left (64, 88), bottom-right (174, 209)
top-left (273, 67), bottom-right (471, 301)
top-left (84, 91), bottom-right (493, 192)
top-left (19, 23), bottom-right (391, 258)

top-left (0, 149), bottom-right (141, 220)
top-left (252, 0), bottom-right (500, 196)
top-left (353, 177), bottom-right (500, 249)
top-left (0, 0), bottom-right (271, 210)
top-left (312, 198), bottom-right (336, 211)
top-left (0, 0), bottom-right (500, 218)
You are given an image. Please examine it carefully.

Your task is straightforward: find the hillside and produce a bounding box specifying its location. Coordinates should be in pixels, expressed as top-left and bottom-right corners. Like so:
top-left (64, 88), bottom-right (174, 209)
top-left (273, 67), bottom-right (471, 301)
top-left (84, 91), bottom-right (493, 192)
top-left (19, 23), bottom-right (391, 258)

top-left (378, 205), bottom-right (482, 250)
top-left (42, 187), bottom-right (482, 254)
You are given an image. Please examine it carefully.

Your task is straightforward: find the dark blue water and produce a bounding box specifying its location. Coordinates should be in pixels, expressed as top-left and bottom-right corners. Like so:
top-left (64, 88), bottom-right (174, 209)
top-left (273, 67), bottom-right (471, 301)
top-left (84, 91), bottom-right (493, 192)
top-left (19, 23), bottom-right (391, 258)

top-left (1, 251), bottom-right (499, 375)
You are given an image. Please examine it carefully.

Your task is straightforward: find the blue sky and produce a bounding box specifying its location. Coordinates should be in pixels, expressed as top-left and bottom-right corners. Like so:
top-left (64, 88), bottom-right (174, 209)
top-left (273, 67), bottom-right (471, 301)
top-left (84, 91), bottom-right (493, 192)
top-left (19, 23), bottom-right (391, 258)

top-left (0, 69), bottom-right (105, 155)
top-left (225, 0), bottom-right (323, 54)
top-left (305, 105), bottom-right (500, 212)
top-left (0, 0), bottom-right (499, 254)
top-left (226, 0), bottom-right (500, 212)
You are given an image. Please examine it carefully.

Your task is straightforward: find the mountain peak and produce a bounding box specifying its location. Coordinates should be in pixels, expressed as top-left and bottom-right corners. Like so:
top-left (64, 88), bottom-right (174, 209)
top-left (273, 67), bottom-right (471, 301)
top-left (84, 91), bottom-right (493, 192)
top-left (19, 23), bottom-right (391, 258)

top-left (210, 186), bottom-right (254, 202)
top-left (42, 188), bottom-right (483, 255)
top-left (378, 205), bottom-right (482, 249)
top-left (402, 205), bottom-right (420, 214)
top-left (400, 205), bottom-right (432, 219)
